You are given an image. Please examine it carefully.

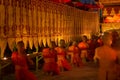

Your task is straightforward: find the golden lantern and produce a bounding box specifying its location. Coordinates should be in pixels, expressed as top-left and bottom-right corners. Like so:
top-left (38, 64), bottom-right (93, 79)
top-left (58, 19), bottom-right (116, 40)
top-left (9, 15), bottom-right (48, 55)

top-left (0, 38), bottom-right (7, 58)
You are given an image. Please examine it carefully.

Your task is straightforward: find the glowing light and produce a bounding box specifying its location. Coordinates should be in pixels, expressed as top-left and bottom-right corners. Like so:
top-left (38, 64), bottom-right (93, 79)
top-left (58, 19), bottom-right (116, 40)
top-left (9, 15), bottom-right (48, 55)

top-left (2, 57), bottom-right (8, 60)
top-left (27, 54), bottom-right (30, 56)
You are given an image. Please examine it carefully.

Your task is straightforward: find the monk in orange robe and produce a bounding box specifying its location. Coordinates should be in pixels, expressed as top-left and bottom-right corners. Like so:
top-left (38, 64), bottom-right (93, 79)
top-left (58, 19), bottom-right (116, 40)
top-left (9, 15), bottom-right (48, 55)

top-left (78, 36), bottom-right (89, 64)
top-left (94, 32), bottom-right (118, 80)
top-left (42, 41), bottom-right (60, 75)
top-left (55, 39), bottom-right (71, 71)
top-left (11, 41), bottom-right (37, 80)
top-left (68, 41), bottom-right (83, 67)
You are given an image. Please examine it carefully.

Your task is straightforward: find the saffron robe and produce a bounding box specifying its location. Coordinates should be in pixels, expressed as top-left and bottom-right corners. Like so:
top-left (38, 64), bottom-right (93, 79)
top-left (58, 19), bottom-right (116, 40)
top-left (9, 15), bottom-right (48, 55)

top-left (11, 52), bottom-right (37, 80)
top-left (55, 47), bottom-right (71, 71)
top-left (42, 48), bottom-right (60, 75)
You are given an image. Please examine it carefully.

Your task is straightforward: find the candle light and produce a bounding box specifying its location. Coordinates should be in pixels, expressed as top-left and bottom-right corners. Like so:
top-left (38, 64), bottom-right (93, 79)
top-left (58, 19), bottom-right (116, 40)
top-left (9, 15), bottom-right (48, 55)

top-left (27, 54), bottom-right (30, 56)
top-left (2, 57), bottom-right (8, 60)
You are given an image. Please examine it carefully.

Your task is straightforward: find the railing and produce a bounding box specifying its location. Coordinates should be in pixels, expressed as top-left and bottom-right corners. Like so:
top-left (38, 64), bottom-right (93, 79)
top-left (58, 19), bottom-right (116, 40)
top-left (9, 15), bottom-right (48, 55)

top-left (27, 52), bottom-right (43, 71)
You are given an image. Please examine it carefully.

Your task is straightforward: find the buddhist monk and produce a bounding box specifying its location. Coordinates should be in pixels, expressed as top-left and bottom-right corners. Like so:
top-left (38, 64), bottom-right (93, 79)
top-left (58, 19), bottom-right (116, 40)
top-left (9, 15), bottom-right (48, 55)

top-left (11, 41), bottom-right (37, 80)
top-left (78, 36), bottom-right (89, 64)
top-left (55, 39), bottom-right (71, 71)
top-left (94, 32), bottom-right (118, 80)
top-left (68, 41), bottom-right (82, 67)
top-left (42, 41), bottom-right (60, 75)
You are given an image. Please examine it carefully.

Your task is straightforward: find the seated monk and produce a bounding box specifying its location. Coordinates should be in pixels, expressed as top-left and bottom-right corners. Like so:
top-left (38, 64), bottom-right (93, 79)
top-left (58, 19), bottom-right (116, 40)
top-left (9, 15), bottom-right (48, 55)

top-left (11, 41), bottom-right (37, 80)
top-left (68, 41), bottom-right (83, 67)
top-left (42, 41), bottom-right (60, 75)
top-left (78, 36), bottom-right (89, 64)
top-left (55, 39), bottom-right (71, 71)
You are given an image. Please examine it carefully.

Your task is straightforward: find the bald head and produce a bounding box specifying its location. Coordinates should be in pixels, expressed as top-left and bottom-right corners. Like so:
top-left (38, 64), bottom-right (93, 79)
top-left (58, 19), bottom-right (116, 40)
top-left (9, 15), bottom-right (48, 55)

top-left (17, 41), bottom-right (25, 52)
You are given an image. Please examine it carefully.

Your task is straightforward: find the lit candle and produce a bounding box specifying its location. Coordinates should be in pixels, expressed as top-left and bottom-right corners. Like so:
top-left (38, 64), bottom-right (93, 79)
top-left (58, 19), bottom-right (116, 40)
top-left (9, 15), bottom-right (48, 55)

top-left (27, 54), bottom-right (30, 56)
top-left (2, 57), bottom-right (8, 60)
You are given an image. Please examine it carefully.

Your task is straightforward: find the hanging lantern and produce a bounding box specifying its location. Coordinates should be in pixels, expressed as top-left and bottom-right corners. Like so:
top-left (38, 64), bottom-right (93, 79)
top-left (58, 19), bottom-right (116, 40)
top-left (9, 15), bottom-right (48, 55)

top-left (55, 36), bottom-right (58, 46)
top-left (28, 36), bottom-right (33, 49)
top-left (38, 36), bottom-right (42, 47)
top-left (33, 36), bottom-right (38, 51)
top-left (0, 38), bottom-right (7, 58)
top-left (22, 36), bottom-right (28, 49)
top-left (7, 37), bottom-right (16, 51)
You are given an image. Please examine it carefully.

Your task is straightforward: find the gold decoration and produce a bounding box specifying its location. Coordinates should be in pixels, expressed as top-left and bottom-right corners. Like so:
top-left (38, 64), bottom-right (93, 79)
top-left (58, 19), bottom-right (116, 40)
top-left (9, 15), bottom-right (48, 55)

top-left (7, 37), bottom-right (16, 51)
top-left (103, 8), bottom-right (108, 16)
top-left (28, 36), bottom-right (33, 49)
top-left (110, 8), bottom-right (115, 16)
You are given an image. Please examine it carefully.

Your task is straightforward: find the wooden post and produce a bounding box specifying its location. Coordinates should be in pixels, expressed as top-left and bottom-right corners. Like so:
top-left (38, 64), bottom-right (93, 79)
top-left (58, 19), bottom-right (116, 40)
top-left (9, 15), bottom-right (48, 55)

top-left (35, 55), bottom-right (38, 71)
top-left (35, 52), bottom-right (43, 72)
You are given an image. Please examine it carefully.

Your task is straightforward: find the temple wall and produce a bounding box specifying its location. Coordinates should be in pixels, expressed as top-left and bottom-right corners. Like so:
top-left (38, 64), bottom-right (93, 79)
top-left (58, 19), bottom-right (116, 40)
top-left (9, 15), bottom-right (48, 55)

top-left (0, 0), bottom-right (99, 58)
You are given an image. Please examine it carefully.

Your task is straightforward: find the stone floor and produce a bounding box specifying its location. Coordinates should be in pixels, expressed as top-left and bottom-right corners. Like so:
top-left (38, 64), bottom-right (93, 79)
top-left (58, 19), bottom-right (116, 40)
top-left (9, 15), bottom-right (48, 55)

top-left (2, 62), bottom-right (99, 80)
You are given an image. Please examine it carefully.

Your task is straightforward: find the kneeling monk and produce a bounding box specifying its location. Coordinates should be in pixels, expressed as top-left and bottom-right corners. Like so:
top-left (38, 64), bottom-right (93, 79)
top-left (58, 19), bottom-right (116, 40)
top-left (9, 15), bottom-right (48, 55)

top-left (11, 41), bottom-right (37, 80)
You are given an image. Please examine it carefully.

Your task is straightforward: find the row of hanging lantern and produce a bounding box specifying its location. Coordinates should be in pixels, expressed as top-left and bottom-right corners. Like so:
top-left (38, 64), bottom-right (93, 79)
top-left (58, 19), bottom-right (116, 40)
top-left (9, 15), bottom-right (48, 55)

top-left (0, 0), bottom-right (99, 58)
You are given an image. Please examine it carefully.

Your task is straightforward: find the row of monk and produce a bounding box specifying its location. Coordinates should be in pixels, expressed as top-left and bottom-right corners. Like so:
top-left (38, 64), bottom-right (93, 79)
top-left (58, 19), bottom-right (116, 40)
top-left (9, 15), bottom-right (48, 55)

top-left (10, 30), bottom-right (120, 80)
top-left (10, 32), bottom-right (104, 80)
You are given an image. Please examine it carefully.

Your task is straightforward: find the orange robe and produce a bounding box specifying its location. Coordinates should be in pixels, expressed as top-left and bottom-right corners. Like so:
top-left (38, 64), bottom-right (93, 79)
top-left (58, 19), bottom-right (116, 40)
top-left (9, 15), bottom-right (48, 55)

top-left (94, 46), bottom-right (118, 80)
top-left (11, 52), bottom-right (37, 80)
top-left (42, 48), bottom-right (60, 75)
top-left (55, 47), bottom-right (71, 71)
top-left (68, 45), bottom-right (82, 67)
top-left (78, 42), bottom-right (89, 63)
